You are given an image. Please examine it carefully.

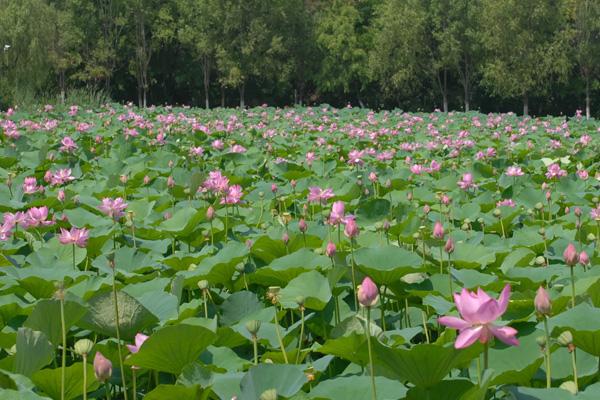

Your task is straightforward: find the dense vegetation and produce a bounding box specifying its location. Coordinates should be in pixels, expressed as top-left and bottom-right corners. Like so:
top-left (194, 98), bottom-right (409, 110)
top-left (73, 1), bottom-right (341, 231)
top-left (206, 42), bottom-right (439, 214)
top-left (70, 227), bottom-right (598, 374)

top-left (0, 105), bottom-right (599, 399)
top-left (1, 0), bottom-right (600, 116)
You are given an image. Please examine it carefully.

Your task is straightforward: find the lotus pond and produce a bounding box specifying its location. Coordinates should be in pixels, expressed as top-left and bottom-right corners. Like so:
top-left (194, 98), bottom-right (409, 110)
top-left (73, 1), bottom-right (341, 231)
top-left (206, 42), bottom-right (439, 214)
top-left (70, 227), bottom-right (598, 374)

top-left (0, 105), bottom-right (599, 399)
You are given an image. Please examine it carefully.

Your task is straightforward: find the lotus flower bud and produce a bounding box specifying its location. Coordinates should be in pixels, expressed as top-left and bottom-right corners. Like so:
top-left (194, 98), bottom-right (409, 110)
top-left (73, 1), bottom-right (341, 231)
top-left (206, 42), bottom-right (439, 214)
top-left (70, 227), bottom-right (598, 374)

top-left (579, 251), bottom-right (590, 266)
top-left (423, 205), bottom-right (430, 214)
top-left (298, 219), bottom-right (307, 233)
top-left (574, 207), bottom-right (582, 217)
top-left (245, 239), bottom-right (254, 249)
top-left (120, 175), bottom-right (128, 184)
top-left (245, 320), bottom-right (261, 336)
top-left (290, 180), bottom-right (297, 189)
top-left (534, 286), bottom-right (552, 316)
top-left (74, 339), bottom-right (94, 356)
top-left (93, 351), bottom-right (112, 383)
top-left (444, 237), bottom-right (455, 254)
top-left (167, 176), bottom-right (175, 188)
top-left (563, 243), bottom-right (578, 266)
top-left (206, 206), bottom-right (215, 221)
top-left (344, 218), bottom-right (359, 239)
top-left (433, 221), bottom-right (444, 239)
top-left (143, 175), bottom-right (150, 185)
top-left (282, 232), bottom-right (289, 245)
top-left (325, 241), bottom-right (336, 258)
top-left (357, 277), bottom-right (379, 307)
top-left (57, 189), bottom-right (65, 202)
top-left (536, 335), bottom-right (547, 349)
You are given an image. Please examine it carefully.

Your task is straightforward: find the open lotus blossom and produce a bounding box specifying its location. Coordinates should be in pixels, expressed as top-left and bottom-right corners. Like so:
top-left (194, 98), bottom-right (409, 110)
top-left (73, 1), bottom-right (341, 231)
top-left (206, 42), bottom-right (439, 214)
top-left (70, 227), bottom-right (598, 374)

top-left (126, 333), bottom-right (149, 354)
top-left (457, 173), bottom-right (475, 190)
top-left (506, 166), bottom-right (524, 177)
top-left (307, 186), bottom-right (334, 205)
top-left (22, 177), bottom-right (42, 194)
top-left (438, 284), bottom-right (519, 349)
top-left (58, 227), bottom-right (89, 248)
top-left (545, 163), bottom-right (567, 179)
top-left (98, 197), bottom-right (128, 220)
top-left (59, 136), bottom-right (78, 152)
top-left (23, 207), bottom-right (54, 228)
top-left (50, 168), bottom-right (76, 186)
top-left (329, 201), bottom-right (345, 225)
top-left (220, 184), bottom-right (243, 205)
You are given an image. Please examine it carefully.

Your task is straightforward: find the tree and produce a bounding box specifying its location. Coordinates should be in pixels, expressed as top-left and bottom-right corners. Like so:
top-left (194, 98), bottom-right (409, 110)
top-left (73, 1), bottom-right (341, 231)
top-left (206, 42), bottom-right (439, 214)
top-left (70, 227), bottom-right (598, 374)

top-left (316, 0), bottom-right (372, 106)
top-left (369, 0), bottom-right (429, 104)
top-left (48, 0), bottom-right (84, 104)
top-left (480, 0), bottom-right (570, 115)
top-left (568, 0), bottom-right (600, 118)
top-left (175, 0), bottom-right (220, 109)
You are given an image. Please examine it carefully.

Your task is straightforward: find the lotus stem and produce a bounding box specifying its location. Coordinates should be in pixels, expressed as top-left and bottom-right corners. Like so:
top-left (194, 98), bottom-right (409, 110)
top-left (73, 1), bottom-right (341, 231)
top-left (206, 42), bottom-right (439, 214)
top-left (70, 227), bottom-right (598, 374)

top-left (296, 307), bottom-right (305, 364)
top-left (273, 312), bottom-right (289, 364)
top-left (543, 317), bottom-right (552, 388)
top-left (252, 334), bottom-right (259, 365)
top-left (570, 266), bottom-right (576, 308)
top-left (365, 307), bottom-right (377, 400)
top-left (571, 348), bottom-right (578, 393)
top-left (111, 266), bottom-right (128, 400)
top-left (132, 368), bottom-right (137, 400)
top-left (60, 296), bottom-right (67, 400)
top-left (350, 240), bottom-right (358, 311)
top-left (483, 341), bottom-right (489, 371)
top-left (82, 354), bottom-right (87, 400)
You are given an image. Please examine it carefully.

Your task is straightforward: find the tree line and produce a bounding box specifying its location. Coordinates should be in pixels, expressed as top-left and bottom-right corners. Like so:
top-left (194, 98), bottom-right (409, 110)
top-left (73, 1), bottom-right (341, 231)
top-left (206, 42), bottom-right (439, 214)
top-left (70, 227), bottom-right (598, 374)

top-left (0, 0), bottom-right (599, 116)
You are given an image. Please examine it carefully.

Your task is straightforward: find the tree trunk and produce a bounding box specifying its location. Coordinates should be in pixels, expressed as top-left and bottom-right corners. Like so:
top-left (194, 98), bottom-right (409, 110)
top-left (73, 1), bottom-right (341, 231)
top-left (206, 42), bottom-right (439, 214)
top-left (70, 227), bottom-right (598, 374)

top-left (523, 94), bottom-right (529, 116)
top-left (443, 68), bottom-right (448, 112)
top-left (239, 83), bottom-right (245, 108)
top-left (585, 76), bottom-right (590, 119)
top-left (463, 74), bottom-right (469, 112)
top-left (203, 56), bottom-right (210, 109)
top-left (143, 89), bottom-right (147, 108)
top-left (59, 70), bottom-right (65, 105)
top-left (220, 86), bottom-right (225, 107)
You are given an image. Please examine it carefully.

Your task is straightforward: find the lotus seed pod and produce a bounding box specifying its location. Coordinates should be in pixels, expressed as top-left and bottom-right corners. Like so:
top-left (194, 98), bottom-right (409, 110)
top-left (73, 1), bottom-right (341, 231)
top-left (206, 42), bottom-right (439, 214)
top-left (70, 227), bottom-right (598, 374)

top-left (477, 218), bottom-right (484, 225)
top-left (559, 381), bottom-right (578, 394)
top-left (188, 263), bottom-right (197, 271)
top-left (197, 280), bottom-right (209, 290)
top-left (464, 218), bottom-right (471, 225)
top-left (259, 389), bottom-right (277, 400)
top-left (527, 208), bottom-right (534, 216)
top-left (74, 339), bottom-right (94, 356)
top-left (593, 196), bottom-right (599, 204)
top-left (587, 233), bottom-right (596, 242)
top-left (295, 296), bottom-right (305, 308)
top-left (461, 223), bottom-right (469, 231)
top-left (535, 335), bottom-right (546, 348)
top-left (412, 232), bottom-right (420, 239)
top-left (245, 320), bottom-right (261, 335)
top-left (493, 208), bottom-right (501, 217)
top-left (7, 344), bottom-right (16, 356)
top-left (235, 263), bottom-right (245, 273)
top-left (535, 256), bottom-right (546, 266)
top-left (557, 331), bottom-right (573, 347)
top-left (535, 202), bottom-right (543, 210)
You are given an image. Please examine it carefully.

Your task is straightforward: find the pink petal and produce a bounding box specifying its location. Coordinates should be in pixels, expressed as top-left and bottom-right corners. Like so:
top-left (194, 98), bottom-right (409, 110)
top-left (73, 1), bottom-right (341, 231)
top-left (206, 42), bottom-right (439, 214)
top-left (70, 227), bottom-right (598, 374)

top-left (473, 298), bottom-right (501, 324)
top-left (454, 289), bottom-right (484, 323)
top-left (438, 316), bottom-right (471, 330)
top-left (455, 326), bottom-right (484, 349)
top-left (496, 284), bottom-right (511, 315)
top-left (489, 325), bottom-right (519, 347)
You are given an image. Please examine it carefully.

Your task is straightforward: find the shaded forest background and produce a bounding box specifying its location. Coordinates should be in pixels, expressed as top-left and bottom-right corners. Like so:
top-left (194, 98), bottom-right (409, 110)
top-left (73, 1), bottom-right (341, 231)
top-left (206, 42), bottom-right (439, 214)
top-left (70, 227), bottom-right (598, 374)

top-left (1, 0), bottom-right (599, 116)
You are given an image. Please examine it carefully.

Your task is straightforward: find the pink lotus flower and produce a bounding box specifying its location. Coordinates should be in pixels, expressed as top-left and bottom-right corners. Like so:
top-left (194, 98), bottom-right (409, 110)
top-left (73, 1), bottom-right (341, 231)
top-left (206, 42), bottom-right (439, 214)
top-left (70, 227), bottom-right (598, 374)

top-left (457, 173), bottom-right (475, 190)
top-left (126, 333), bottom-right (149, 354)
top-left (22, 177), bottom-right (41, 195)
top-left (563, 243), bottom-right (578, 266)
top-left (579, 251), bottom-right (590, 267)
top-left (59, 136), bottom-right (78, 153)
top-left (50, 169), bottom-right (75, 186)
top-left (357, 277), bottom-right (379, 307)
top-left (433, 221), bottom-right (444, 239)
top-left (591, 206), bottom-right (600, 221)
top-left (307, 187), bottom-right (334, 205)
top-left (545, 163), bottom-right (567, 180)
top-left (329, 201), bottom-right (345, 225)
top-left (534, 286), bottom-right (551, 316)
top-left (98, 197), bottom-right (128, 220)
top-left (325, 241), bottom-right (336, 257)
top-left (298, 219), bottom-right (307, 233)
top-left (496, 199), bottom-right (516, 208)
top-left (203, 170), bottom-right (229, 194)
top-left (58, 227), bottom-right (89, 248)
top-left (438, 285), bottom-right (519, 349)
top-left (344, 216), bottom-right (359, 239)
top-left (24, 207), bottom-right (54, 228)
top-left (221, 184), bottom-right (243, 205)
top-left (506, 166), bottom-right (524, 177)
top-left (444, 237), bottom-right (455, 253)
top-left (93, 351), bottom-right (112, 383)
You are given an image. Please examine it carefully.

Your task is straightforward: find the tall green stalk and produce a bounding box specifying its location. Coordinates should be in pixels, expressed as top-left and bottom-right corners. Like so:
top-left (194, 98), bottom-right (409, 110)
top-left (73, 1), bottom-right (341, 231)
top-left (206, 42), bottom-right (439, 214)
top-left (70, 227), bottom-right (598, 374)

top-left (543, 317), bottom-right (552, 388)
top-left (111, 264), bottom-right (129, 400)
top-left (365, 307), bottom-right (377, 400)
top-left (59, 294), bottom-right (67, 400)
